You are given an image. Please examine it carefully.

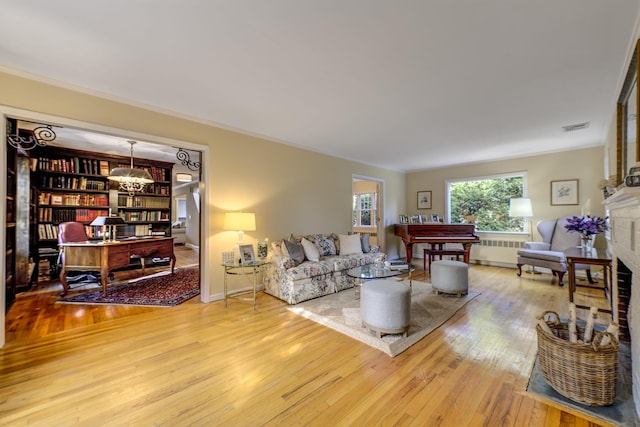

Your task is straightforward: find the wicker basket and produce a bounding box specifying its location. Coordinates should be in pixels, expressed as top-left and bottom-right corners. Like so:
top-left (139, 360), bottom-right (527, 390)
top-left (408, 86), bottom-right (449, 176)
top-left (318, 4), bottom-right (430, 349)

top-left (536, 311), bottom-right (619, 406)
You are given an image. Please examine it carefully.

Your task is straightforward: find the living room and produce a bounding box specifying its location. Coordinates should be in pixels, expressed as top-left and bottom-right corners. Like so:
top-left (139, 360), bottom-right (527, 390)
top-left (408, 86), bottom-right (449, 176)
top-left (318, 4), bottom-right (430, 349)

top-left (2, 2), bottom-right (640, 425)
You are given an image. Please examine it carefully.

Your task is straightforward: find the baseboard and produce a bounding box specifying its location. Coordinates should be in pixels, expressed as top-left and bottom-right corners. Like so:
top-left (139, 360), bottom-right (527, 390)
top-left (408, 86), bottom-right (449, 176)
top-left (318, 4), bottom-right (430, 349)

top-left (209, 284), bottom-right (264, 302)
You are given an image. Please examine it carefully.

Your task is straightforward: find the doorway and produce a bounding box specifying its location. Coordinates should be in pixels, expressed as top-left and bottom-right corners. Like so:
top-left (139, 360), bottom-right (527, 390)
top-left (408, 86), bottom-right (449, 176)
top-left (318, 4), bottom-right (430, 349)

top-left (2, 106), bottom-right (210, 347)
top-left (352, 175), bottom-right (385, 252)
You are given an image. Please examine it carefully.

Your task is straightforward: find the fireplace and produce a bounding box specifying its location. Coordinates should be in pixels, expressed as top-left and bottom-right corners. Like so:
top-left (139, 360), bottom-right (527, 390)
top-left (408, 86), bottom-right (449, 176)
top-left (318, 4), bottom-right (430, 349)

top-left (616, 259), bottom-right (632, 342)
top-left (604, 187), bottom-right (640, 417)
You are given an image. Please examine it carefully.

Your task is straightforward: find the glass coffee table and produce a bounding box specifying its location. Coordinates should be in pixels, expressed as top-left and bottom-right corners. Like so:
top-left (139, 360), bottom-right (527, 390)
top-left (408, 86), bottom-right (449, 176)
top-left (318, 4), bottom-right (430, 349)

top-left (347, 264), bottom-right (415, 298)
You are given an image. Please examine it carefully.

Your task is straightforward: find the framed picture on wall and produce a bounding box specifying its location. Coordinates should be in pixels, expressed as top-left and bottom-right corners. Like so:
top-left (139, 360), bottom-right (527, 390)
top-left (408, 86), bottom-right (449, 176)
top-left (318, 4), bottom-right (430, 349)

top-left (417, 190), bottom-right (432, 209)
top-left (550, 179), bottom-right (579, 205)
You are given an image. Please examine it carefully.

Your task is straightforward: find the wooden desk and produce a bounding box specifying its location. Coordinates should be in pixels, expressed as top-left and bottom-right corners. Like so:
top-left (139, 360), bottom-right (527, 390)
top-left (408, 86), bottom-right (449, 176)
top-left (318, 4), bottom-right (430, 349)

top-left (564, 247), bottom-right (612, 314)
top-left (59, 237), bottom-right (176, 296)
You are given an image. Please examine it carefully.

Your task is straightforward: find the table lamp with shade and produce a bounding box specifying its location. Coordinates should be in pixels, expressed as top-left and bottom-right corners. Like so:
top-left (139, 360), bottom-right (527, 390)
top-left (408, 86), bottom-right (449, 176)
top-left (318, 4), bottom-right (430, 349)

top-left (223, 212), bottom-right (256, 263)
top-left (223, 212), bottom-right (256, 243)
top-left (90, 216), bottom-right (126, 242)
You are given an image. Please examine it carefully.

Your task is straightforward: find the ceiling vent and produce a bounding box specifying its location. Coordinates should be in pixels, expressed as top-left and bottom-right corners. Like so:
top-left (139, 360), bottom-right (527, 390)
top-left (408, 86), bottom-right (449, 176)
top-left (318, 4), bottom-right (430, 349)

top-left (562, 122), bottom-right (590, 132)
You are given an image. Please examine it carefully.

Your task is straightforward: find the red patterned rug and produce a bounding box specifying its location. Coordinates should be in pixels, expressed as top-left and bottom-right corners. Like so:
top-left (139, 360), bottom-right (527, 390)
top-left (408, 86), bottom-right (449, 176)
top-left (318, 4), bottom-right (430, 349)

top-left (60, 268), bottom-right (200, 307)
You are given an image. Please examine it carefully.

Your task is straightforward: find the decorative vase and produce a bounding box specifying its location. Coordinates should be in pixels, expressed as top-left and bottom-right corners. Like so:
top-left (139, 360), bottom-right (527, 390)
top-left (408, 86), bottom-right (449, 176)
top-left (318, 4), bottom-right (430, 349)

top-left (257, 240), bottom-right (268, 259)
top-left (581, 235), bottom-right (594, 255)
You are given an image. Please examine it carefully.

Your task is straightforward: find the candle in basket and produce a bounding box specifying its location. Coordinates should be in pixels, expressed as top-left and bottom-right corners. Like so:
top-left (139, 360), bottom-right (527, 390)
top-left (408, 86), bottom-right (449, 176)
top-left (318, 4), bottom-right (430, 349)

top-left (599, 322), bottom-right (619, 346)
top-left (568, 303), bottom-right (578, 343)
top-left (583, 306), bottom-right (598, 343)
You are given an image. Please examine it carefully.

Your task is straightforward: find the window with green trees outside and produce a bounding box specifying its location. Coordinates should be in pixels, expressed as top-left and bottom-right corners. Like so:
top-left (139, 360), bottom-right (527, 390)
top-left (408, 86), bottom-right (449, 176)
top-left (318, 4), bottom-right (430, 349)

top-left (447, 173), bottom-right (527, 232)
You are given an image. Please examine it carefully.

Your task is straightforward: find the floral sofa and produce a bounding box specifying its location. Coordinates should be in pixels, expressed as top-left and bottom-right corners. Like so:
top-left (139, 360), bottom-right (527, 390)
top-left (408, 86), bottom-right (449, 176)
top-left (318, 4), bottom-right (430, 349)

top-left (263, 233), bottom-right (381, 304)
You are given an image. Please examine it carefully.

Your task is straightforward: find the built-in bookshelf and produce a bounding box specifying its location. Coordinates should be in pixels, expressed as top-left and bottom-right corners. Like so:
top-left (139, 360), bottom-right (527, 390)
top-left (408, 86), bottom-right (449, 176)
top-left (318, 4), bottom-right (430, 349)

top-left (32, 146), bottom-right (173, 246)
top-left (5, 122), bottom-right (17, 310)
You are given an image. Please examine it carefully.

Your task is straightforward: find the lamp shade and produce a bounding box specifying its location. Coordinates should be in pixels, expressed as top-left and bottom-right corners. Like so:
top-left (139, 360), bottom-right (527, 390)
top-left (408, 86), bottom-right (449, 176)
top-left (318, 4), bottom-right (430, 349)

top-left (509, 198), bottom-right (533, 217)
top-left (90, 216), bottom-right (126, 226)
top-left (223, 212), bottom-right (256, 232)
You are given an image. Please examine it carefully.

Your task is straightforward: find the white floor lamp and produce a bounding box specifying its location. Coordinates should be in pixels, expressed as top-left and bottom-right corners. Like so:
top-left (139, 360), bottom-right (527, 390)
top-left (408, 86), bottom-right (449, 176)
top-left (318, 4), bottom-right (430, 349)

top-left (509, 197), bottom-right (537, 273)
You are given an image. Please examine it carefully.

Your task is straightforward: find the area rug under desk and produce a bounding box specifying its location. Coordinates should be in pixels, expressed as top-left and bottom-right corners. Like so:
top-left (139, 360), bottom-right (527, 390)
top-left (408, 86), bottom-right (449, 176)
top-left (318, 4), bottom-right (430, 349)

top-left (287, 281), bottom-right (479, 357)
top-left (59, 268), bottom-right (200, 307)
top-left (523, 342), bottom-right (638, 427)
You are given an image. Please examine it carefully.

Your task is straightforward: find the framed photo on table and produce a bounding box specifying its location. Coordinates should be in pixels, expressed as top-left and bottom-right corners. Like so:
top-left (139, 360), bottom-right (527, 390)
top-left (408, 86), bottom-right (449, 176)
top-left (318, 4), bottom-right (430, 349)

top-left (551, 179), bottom-right (579, 205)
top-left (239, 244), bottom-right (255, 264)
top-left (417, 191), bottom-right (432, 209)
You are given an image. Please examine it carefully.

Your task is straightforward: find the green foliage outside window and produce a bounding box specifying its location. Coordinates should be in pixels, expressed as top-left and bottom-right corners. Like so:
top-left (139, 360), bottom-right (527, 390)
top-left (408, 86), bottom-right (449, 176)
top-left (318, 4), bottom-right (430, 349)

top-left (449, 176), bottom-right (524, 232)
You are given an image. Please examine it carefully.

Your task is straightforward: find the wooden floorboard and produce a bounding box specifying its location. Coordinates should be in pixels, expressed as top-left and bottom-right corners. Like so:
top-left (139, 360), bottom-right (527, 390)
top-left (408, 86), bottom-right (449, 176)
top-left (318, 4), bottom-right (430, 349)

top-left (1, 259), bottom-right (611, 426)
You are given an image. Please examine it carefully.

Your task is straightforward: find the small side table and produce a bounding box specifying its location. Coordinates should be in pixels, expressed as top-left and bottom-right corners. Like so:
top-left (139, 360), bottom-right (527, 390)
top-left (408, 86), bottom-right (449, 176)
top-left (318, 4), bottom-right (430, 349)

top-left (222, 260), bottom-right (267, 310)
top-left (564, 247), bottom-right (612, 314)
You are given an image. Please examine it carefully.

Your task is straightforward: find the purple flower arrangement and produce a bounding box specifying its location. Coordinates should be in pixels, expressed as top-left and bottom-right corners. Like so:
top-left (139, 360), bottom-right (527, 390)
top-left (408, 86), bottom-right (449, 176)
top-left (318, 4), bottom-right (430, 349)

top-left (564, 215), bottom-right (608, 237)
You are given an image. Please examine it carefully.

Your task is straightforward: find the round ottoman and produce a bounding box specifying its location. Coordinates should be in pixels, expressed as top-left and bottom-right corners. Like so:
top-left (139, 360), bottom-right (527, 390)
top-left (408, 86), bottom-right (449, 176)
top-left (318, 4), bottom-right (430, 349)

top-left (360, 279), bottom-right (411, 338)
top-left (431, 260), bottom-right (469, 297)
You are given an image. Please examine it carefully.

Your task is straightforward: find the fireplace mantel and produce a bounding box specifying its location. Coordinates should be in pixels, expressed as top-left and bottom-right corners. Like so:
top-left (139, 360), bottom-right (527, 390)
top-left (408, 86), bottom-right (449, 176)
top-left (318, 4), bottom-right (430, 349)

top-left (605, 187), bottom-right (640, 209)
top-left (605, 187), bottom-right (640, 269)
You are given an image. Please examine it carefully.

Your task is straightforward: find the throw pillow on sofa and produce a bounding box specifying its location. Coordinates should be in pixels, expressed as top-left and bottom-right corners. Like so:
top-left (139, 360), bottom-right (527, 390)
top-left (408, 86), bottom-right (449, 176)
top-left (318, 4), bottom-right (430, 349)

top-left (360, 233), bottom-right (371, 253)
top-left (282, 238), bottom-right (305, 265)
top-left (315, 235), bottom-right (337, 256)
top-left (301, 238), bottom-right (320, 261)
top-left (339, 233), bottom-right (363, 255)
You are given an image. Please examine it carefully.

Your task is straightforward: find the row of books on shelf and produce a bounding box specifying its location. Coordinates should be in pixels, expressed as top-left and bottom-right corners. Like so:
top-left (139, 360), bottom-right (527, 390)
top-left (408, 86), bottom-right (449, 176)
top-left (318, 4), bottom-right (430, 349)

top-left (37, 157), bottom-right (110, 176)
top-left (117, 195), bottom-right (170, 208)
top-left (38, 208), bottom-right (109, 223)
top-left (39, 193), bottom-right (109, 207)
top-left (142, 183), bottom-right (171, 195)
top-left (37, 224), bottom-right (58, 240)
top-left (116, 163), bottom-right (169, 182)
top-left (39, 175), bottom-right (107, 191)
top-left (119, 211), bottom-right (170, 222)
top-left (38, 224), bottom-right (101, 241)
top-left (120, 224), bottom-right (154, 237)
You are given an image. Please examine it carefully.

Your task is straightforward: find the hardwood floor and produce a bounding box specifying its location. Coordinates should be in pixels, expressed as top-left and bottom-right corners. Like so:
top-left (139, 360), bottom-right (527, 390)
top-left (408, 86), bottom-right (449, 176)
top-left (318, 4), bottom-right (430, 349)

top-left (1, 261), bottom-right (611, 426)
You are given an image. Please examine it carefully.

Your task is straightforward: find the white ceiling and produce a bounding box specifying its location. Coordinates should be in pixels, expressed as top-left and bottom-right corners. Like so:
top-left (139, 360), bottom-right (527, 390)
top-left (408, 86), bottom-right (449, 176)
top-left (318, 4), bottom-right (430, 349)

top-left (1, 1), bottom-right (639, 172)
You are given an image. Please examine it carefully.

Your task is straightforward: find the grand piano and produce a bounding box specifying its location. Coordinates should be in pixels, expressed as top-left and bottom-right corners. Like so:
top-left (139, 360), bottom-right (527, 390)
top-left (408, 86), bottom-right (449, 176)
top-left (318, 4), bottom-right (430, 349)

top-left (394, 223), bottom-right (480, 264)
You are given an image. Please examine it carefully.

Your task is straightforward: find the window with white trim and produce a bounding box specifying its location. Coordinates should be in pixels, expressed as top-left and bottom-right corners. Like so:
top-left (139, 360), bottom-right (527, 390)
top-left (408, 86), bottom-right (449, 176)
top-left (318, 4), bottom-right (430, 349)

top-left (353, 192), bottom-right (377, 227)
top-left (446, 172), bottom-right (527, 232)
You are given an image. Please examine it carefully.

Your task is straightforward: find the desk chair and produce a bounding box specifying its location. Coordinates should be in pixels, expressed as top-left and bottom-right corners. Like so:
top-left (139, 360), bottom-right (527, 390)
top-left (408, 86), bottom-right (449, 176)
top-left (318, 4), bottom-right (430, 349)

top-left (57, 221), bottom-right (101, 285)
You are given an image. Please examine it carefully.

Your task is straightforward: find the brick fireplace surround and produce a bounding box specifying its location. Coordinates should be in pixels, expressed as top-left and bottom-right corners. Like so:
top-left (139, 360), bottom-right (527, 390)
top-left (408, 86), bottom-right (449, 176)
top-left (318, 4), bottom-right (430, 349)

top-left (605, 187), bottom-right (640, 417)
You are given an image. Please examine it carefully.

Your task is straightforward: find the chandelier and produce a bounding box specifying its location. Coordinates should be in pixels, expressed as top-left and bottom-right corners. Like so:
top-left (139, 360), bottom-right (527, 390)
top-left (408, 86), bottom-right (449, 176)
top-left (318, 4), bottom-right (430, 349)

top-left (107, 140), bottom-right (154, 196)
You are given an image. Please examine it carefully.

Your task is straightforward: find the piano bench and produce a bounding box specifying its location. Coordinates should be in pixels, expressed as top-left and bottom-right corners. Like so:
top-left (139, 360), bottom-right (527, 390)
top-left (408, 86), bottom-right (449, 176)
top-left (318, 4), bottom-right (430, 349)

top-left (424, 249), bottom-right (468, 273)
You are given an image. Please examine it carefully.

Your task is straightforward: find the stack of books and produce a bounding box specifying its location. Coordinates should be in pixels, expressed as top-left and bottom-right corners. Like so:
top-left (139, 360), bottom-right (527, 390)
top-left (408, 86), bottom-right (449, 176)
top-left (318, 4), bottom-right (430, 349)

top-left (385, 260), bottom-right (409, 270)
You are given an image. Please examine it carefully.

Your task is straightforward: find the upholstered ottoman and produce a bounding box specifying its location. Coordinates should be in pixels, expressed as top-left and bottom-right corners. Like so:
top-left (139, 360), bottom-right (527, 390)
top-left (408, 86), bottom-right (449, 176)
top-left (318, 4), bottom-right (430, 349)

top-left (360, 279), bottom-right (411, 338)
top-left (431, 260), bottom-right (469, 297)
